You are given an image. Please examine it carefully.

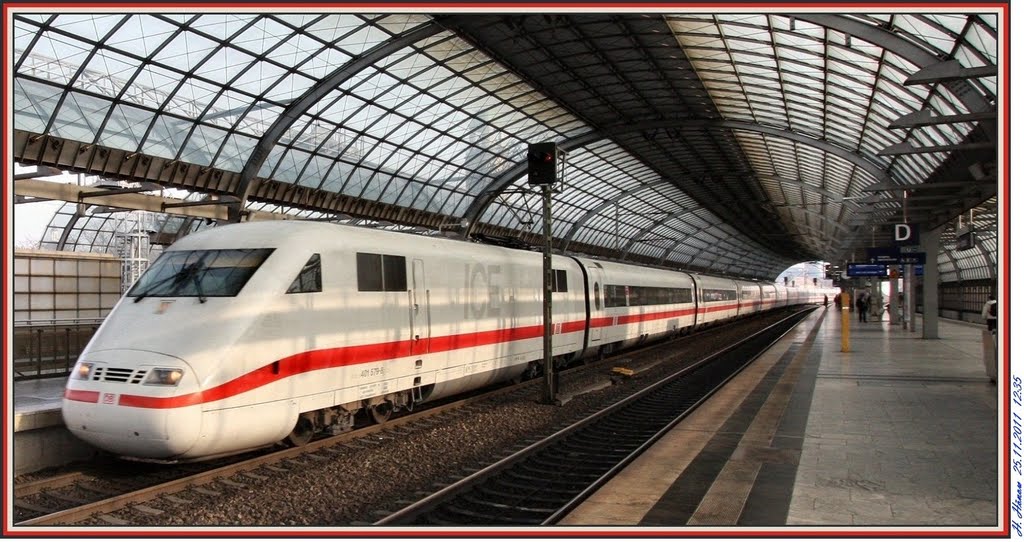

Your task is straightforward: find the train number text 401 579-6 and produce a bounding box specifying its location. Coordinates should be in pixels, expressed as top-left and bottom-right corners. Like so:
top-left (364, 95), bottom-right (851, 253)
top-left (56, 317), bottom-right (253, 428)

top-left (360, 367), bottom-right (385, 378)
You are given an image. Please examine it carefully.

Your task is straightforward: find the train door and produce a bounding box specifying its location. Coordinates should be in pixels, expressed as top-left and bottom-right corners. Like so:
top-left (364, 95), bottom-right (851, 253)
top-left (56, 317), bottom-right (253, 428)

top-left (410, 259), bottom-right (430, 353)
top-left (590, 280), bottom-right (602, 343)
top-left (692, 274), bottom-right (706, 326)
top-left (573, 261), bottom-right (602, 346)
top-left (588, 265), bottom-right (605, 345)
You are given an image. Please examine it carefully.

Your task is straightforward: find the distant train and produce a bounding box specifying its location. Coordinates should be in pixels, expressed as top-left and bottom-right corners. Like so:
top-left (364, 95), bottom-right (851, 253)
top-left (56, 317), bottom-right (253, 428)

top-left (62, 221), bottom-right (833, 461)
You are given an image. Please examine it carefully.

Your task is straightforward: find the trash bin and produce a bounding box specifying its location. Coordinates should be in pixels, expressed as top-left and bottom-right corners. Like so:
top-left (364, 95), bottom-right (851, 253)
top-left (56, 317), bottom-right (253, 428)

top-left (982, 330), bottom-right (997, 383)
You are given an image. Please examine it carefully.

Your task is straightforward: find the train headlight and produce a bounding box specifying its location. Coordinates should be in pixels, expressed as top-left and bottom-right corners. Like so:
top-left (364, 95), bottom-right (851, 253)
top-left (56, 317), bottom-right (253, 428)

top-left (144, 368), bottom-right (185, 386)
top-left (71, 362), bottom-right (94, 381)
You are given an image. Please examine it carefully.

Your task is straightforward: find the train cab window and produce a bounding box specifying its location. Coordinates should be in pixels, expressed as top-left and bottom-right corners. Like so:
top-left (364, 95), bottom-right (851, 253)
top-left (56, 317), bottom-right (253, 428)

top-left (357, 252), bottom-right (407, 292)
top-left (287, 254), bottom-right (322, 294)
top-left (128, 248), bottom-right (274, 300)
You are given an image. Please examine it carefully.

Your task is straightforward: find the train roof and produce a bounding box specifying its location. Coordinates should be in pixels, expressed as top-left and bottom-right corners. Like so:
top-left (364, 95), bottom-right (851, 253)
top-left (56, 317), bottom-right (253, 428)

top-left (168, 220), bottom-right (558, 259)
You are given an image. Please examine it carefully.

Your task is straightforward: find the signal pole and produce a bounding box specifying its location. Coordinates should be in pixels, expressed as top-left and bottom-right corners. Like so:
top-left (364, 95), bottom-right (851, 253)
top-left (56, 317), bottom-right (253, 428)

top-left (541, 181), bottom-right (556, 405)
top-left (527, 142), bottom-right (563, 405)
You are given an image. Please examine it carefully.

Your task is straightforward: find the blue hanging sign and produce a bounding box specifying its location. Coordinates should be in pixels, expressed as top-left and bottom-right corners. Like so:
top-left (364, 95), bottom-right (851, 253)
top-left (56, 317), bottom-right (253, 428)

top-left (846, 263), bottom-right (888, 277)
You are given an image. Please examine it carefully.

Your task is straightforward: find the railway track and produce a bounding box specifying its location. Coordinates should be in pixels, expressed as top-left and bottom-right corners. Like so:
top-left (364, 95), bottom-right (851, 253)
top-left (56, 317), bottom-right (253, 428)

top-left (13, 309), bottom-right (806, 527)
top-left (374, 308), bottom-right (813, 526)
top-left (13, 382), bottom-right (536, 526)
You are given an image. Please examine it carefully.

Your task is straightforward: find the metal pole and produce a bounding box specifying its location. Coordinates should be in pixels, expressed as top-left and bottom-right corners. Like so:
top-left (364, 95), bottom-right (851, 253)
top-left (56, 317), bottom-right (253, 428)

top-left (907, 264), bottom-right (916, 333)
top-left (887, 267), bottom-right (896, 325)
top-left (841, 292), bottom-right (851, 352)
top-left (541, 183), bottom-right (558, 404)
top-left (922, 227), bottom-right (940, 339)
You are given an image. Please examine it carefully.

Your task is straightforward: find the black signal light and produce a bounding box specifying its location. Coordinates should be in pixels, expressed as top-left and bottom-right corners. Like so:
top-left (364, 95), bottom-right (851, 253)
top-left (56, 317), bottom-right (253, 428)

top-left (528, 142), bottom-right (560, 185)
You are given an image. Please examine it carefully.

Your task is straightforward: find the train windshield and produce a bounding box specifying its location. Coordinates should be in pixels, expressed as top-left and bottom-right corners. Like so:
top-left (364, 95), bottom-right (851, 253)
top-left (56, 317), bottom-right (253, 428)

top-left (128, 248), bottom-right (274, 301)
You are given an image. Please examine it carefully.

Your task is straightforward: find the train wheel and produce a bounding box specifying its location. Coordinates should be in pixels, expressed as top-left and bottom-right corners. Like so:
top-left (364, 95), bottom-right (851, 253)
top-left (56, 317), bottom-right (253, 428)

top-left (370, 401), bottom-right (393, 424)
top-left (520, 361), bottom-right (542, 382)
top-left (287, 414), bottom-right (315, 447)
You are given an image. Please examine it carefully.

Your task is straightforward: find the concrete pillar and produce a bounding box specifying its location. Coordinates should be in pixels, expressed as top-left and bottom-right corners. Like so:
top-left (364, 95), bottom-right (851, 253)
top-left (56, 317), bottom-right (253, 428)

top-left (888, 269), bottom-right (900, 325)
top-left (906, 264), bottom-right (916, 332)
top-left (922, 227), bottom-right (940, 339)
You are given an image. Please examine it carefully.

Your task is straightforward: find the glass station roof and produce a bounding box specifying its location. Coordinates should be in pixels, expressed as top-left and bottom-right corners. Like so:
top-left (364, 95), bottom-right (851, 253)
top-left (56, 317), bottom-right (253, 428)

top-left (11, 9), bottom-right (1001, 282)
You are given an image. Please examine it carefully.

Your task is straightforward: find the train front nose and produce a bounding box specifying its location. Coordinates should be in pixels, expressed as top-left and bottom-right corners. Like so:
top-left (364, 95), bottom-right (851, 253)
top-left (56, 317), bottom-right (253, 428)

top-left (62, 350), bottom-right (202, 460)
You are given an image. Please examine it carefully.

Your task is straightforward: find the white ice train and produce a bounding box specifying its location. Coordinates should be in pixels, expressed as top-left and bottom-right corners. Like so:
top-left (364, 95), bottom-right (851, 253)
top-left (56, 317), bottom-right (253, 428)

top-left (62, 221), bottom-right (831, 461)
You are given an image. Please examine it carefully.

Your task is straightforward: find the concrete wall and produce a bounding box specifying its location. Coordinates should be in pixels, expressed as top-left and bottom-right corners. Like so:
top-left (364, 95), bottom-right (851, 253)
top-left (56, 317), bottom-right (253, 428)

top-left (14, 409), bottom-right (105, 475)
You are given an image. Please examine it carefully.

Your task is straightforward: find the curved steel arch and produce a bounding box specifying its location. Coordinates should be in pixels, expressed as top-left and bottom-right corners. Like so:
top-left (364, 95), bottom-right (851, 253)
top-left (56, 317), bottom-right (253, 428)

top-left (627, 182), bottom-right (855, 264)
top-left (656, 222), bottom-right (786, 279)
top-left (462, 128), bottom-right (609, 237)
top-left (230, 22), bottom-right (445, 220)
top-left (939, 245), bottom-right (965, 284)
top-left (557, 179), bottom-right (675, 252)
top-left (617, 206), bottom-right (698, 259)
top-left (656, 222), bottom-right (723, 264)
top-left (774, 206), bottom-right (852, 234)
top-left (793, 14), bottom-right (994, 116)
top-left (767, 175), bottom-right (848, 202)
top-left (704, 233), bottom-right (779, 274)
top-left (55, 207), bottom-right (87, 251)
top-left (463, 14), bottom-right (995, 265)
top-left (463, 117), bottom-right (894, 238)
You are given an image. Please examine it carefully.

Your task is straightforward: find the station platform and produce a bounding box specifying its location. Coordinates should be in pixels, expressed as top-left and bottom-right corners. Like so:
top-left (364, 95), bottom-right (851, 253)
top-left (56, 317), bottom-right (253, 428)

top-left (13, 377), bottom-right (66, 432)
top-left (10, 308), bottom-right (1004, 529)
top-left (11, 376), bottom-right (101, 475)
top-left (560, 306), bottom-right (1001, 531)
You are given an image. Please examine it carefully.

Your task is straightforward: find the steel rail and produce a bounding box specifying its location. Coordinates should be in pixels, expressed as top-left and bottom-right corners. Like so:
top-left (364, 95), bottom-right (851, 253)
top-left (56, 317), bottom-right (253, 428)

top-left (374, 308), bottom-right (815, 526)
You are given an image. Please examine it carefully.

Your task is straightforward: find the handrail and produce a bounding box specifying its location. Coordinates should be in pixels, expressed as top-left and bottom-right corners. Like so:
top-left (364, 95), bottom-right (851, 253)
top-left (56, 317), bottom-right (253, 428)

top-left (13, 318), bottom-right (106, 328)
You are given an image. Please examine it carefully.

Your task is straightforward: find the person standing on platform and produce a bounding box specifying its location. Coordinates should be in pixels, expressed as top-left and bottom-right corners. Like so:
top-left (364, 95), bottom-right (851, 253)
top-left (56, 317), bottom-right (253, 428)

top-left (834, 292), bottom-right (841, 310)
top-left (982, 295), bottom-right (997, 332)
top-left (823, 295), bottom-right (829, 307)
top-left (856, 293), bottom-right (867, 322)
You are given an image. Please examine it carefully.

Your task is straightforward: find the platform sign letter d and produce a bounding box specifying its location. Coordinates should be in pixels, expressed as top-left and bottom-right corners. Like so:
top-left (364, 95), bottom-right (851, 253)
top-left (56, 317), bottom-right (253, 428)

top-left (894, 223), bottom-right (918, 245)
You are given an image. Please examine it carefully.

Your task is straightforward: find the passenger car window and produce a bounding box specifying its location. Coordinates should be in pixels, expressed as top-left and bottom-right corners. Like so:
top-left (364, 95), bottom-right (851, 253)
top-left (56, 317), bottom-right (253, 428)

top-left (357, 252), bottom-right (407, 292)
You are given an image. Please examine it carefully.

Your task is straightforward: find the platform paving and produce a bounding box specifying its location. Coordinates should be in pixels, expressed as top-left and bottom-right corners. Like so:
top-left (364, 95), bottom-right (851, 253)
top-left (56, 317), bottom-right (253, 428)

top-left (788, 310), bottom-right (998, 527)
top-left (560, 307), bottom-right (1000, 531)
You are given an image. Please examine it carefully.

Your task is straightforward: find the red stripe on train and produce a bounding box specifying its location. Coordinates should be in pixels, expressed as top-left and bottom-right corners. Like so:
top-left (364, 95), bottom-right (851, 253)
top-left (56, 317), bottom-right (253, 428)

top-left (114, 325), bottom-right (557, 409)
top-left (75, 305), bottom-right (711, 409)
top-left (63, 389), bottom-right (100, 403)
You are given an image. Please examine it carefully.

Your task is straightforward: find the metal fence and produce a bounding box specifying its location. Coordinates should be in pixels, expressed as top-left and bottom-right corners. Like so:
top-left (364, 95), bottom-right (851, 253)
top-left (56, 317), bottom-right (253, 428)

top-left (12, 319), bottom-right (104, 381)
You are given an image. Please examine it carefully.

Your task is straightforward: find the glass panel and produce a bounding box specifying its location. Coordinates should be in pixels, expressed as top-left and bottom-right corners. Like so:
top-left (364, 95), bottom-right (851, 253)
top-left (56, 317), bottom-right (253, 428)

top-left (356, 252), bottom-right (383, 292)
top-left (128, 248), bottom-right (275, 298)
top-left (13, 79), bottom-right (62, 132)
top-left (286, 254), bottom-right (322, 294)
top-left (50, 92), bottom-right (111, 142)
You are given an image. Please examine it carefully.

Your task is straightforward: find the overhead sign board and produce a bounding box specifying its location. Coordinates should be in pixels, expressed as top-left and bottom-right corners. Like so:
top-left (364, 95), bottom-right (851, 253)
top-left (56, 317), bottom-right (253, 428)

top-left (868, 247), bottom-right (900, 264)
top-left (889, 264), bottom-right (926, 278)
top-left (869, 247), bottom-right (926, 265)
top-left (847, 263), bottom-right (888, 277)
top-left (899, 252), bottom-right (926, 265)
top-left (894, 223), bottom-right (919, 245)
top-left (956, 227), bottom-right (976, 251)
top-left (849, 263), bottom-right (924, 278)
